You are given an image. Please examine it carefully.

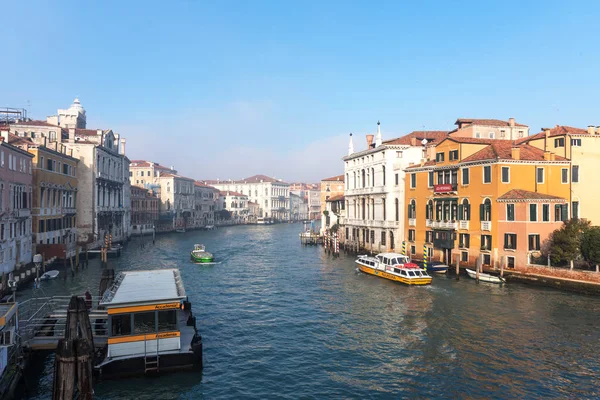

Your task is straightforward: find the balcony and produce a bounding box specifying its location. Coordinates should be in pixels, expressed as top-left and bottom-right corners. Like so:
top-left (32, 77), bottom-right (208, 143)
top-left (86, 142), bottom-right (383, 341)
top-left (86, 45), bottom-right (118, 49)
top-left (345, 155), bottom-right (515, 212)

top-left (431, 220), bottom-right (458, 230)
top-left (459, 220), bottom-right (469, 230)
top-left (481, 221), bottom-right (492, 231)
top-left (344, 219), bottom-right (400, 229)
top-left (426, 219), bottom-right (433, 227)
top-left (15, 209), bottom-right (30, 218)
top-left (345, 186), bottom-right (387, 196)
top-left (408, 218), bottom-right (416, 227)
top-left (434, 183), bottom-right (458, 194)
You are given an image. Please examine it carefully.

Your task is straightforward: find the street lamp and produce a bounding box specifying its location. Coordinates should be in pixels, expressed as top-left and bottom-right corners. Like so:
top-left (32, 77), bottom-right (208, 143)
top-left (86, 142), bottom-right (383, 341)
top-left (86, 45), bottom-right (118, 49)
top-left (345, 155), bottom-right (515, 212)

top-left (33, 253), bottom-right (43, 289)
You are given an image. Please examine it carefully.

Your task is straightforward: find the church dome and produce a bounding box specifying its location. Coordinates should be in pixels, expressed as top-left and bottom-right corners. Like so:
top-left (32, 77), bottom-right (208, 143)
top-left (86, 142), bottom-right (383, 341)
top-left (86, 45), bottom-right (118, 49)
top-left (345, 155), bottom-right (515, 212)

top-left (69, 97), bottom-right (86, 114)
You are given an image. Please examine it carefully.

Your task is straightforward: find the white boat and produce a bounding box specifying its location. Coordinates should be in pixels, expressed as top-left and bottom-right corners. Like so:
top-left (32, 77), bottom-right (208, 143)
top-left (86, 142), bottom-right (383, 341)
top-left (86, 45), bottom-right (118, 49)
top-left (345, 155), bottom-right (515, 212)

top-left (175, 228), bottom-right (186, 233)
top-left (204, 225), bottom-right (215, 230)
top-left (257, 218), bottom-right (265, 225)
top-left (465, 269), bottom-right (506, 284)
top-left (355, 253), bottom-right (432, 285)
top-left (41, 270), bottom-right (60, 280)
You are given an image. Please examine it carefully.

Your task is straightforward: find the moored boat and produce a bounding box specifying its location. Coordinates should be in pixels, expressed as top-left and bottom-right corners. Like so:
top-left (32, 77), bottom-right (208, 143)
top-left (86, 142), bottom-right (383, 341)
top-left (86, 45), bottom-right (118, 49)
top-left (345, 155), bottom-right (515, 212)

top-left (426, 261), bottom-right (449, 274)
top-left (96, 269), bottom-right (203, 378)
top-left (40, 270), bottom-right (60, 280)
top-left (465, 268), bottom-right (506, 284)
top-left (190, 244), bottom-right (214, 263)
top-left (355, 253), bottom-right (432, 285)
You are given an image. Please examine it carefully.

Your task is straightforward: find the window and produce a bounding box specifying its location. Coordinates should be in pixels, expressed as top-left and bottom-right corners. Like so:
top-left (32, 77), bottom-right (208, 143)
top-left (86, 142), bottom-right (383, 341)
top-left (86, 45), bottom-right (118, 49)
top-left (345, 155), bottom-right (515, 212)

top-left (572, 201), bottom-right (579, 219)
top-left (481, 235), bottom-right (492, 251)
top-left (554, 138), bottom-right (565, 147)
top-left (396, 151), bottom-right (403, 158)
top-left (436, 152), bottom-right (445, 162)
top-left (483, 166), bottom-right (491, 183)
top-left (483, 254), bottom-right (491, 265)
top-left (572, 165), bottom-right (579, 183)
top-left (542, 204), bottom-right (550, 222)
top-left (381, 231), bottom-right (386, 246)
top-left (461, 251), bottom-right (469, 263)
top-left (370, 230), bottom-right (375, 244)
top-left (395, 198), bottom-right (399, 221)
top-left (504, 233), bottom-right (517, 250)
top-left (530, 204), bottom-right (537, 222)
top-left (507, 257), bottom-right (515, 269)
top-left (528, 234), bottom-right (541, 251)
top-left (459, 233), bottom-right (470, 248)
top-left (561, 168), bottom-right (569, 184)
top-left (480, 199), bottom-right (491, 221)
top-left (410, 245), bottom-right (416, 255)
top-left (408, 229), bottom-right (416, 241)
top-left (475, 132), bottom-right (481, 138)
top-left (501, 167), bottom-right (510, 183)
top-left (410, 174), bottom-right (416, 188)
top-left (0, 151), bottom-right (4, 167)
top-left (133, 312), bottom-right (156, 334)
top-left (506, 204), bottom-right (515, 221)
top-left (555, 204), bottom-right (568, 222)
top-left (111, 314), bottom-right (132, 336)
top-left (408, 200), bottom-right (416, 219)
top-left (449, 150), bottom-right (459, 161)
top-left (489, 132), bottom-right (495, 139)
top-left (536, 168), bottom-right (544, 184)
top-left (459, 199), bottom-right (470, 220)
top-left (571, 138), bottom-right (582, 147)
top-left (382, 166), bottom-right (386, 185)
top-left (425, 231), bottom-right (433, 243)
top-left (395, 173), bottom-right (399, 186)
top-left (500, 130), bottom-right (506, 138)
top-left (428, 172), bottom-right (434, 188)
top-left (462, 168), bottom-right (469, 185)
top-left (426, 200), bottom-right (433, 220)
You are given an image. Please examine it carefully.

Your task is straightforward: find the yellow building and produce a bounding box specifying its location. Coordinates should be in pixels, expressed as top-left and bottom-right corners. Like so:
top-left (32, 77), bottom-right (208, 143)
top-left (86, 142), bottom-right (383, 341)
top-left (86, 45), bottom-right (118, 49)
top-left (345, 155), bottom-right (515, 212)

top-left (319, 174), bottom-right (344, 232)
top-left (404, 137), bottom-right (570, 270)
top-left (519, 125), bottom-right (600, 225)
top-left (8, 136), bottom-right (79, 259)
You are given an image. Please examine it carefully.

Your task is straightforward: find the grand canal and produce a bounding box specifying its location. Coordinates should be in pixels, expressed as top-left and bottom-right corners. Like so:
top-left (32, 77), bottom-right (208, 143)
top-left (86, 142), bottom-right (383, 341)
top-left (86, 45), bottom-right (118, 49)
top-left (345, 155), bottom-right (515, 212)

top-left (19, 224), bottom-right (600, 399)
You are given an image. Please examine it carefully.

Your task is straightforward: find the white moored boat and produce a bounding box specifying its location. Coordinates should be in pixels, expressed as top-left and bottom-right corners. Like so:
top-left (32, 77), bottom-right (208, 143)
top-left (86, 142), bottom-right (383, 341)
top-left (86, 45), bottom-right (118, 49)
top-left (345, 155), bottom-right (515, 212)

top-left (465, 268), bottom-right (506, 284)
top-left (355, 253), bottom-right (432, 285)
top-left (41, 270), bottom-right (60, 280)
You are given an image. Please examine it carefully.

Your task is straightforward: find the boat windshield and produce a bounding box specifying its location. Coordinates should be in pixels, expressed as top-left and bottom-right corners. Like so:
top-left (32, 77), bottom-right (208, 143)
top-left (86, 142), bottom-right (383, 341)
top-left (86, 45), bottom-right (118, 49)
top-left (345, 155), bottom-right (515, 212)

top-left (407, 270), bottom-right (416, 277)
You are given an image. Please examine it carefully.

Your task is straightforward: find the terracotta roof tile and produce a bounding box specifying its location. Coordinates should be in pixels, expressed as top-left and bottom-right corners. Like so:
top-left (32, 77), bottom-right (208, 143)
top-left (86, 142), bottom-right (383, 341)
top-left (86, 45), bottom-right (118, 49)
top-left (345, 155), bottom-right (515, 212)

top-left (159, 171), bottom-right (194, 181)
top-left (461, 142), bottom-right (567, 163)
top-left (405, 160), bottom-right (437, 169)
top-left (194, 181), bottom-right (217, 189)
top-left (519, 125), bottom-right (592, 143)
top-left (455, 118), bottom-right (528, 127)
top-left (497, 189), bottom-right (566, 202)
top-left (321, 174), bottom-right (345, 182)
top-left (326, 194), bottom-right (345, 202)
top-left (383, 131), bottom-right (449, 146)
top-left (9, 120), bottom-right (61, 128)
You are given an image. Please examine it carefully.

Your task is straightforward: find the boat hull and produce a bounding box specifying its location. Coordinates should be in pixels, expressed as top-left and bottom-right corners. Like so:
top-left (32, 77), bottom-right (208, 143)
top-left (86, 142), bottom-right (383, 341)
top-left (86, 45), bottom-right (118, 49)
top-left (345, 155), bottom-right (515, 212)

top-left (427, 266), bottom-right (449, 274)
top-left (465, 269), bottom-right (505, 284)
top-left (357, 263), bottom-right (432, 285)
top-left (191, 253), bottom-right (214, 263)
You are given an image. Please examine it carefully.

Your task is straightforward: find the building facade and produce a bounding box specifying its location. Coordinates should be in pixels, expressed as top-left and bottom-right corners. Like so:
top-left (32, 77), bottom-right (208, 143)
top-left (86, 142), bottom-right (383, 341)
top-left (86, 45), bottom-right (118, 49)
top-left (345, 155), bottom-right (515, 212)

top-left (343, 123), bottom-right (448, 253)
top-left (404, 136), bottom-right (571, 270)
top-left (158, 172), bottom-right (195, 229)
top-left (131, 186), bottom-right (158, 235)
top-left (450, 118), bottom-right (529, 140)
top-left (320, 175), bottom-right (345, 218)
top-left (129, 160), bottom-right (176, 190)
top-left (0, 131), bottom-right (34, 274)
top-left (220, 191), bottom-right (249, 222)
top-left (193, 182), bottom-right (217, 228)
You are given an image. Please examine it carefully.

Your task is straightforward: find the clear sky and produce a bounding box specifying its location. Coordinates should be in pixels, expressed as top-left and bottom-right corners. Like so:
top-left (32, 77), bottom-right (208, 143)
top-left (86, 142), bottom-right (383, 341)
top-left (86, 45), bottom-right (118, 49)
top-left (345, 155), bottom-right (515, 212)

top-left (2, 0), bottom-right (599, 182)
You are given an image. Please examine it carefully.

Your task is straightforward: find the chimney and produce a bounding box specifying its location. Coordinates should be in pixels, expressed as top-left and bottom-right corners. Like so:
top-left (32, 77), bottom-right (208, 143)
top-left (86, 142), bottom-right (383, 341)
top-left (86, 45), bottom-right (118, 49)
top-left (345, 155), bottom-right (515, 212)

top-left (366, 134), bottom-right (374, 148)
top-left (511, 146), bottom-right (521, 160)
top-left (120, 138), bottom-right (126, 155)
top-left (543, 151), bottom-right (551, 161)
top-left (596, 126), bottom-right (600, 135)
top-left (544, 128), bottom-right (551, 138)
top-left (69, 128), bottom-right (75, 142)
top-left (410, 137), bottom-right (417, 146)
top-left (375, 121), bottom-right (382, 147)
top-left (509, 117), bottom-right (515, 127)
top-left (587, 125), bottom-right (594, 135)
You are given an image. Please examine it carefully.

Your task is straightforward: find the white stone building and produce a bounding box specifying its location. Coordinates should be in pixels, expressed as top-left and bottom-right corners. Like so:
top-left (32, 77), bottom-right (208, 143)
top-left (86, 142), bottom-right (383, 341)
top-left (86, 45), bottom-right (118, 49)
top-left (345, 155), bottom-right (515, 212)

top-left (220, 191), bottom-right (249, 222)
top-left (208, 175), bottom-right (290, 220)
top-left (193, 182), bottom-right (218, 228)
top-left (343, 122), bottom-right (448, 253)
top-left (158, 172), bottom-right (195, 229)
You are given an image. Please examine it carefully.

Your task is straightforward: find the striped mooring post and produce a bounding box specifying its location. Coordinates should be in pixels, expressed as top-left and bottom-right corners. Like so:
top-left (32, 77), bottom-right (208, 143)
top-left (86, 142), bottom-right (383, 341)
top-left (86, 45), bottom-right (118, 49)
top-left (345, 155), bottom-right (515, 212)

top-left (402, 241), bottom-right (406, 255)
top-left (423, 245), bottom-right (428, 271)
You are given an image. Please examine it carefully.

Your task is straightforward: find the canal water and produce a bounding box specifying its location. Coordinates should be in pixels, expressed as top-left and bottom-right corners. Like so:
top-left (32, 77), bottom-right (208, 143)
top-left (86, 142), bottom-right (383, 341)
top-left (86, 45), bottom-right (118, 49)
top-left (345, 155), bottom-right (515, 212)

top-left (19, 224), bottom-right (600, 399)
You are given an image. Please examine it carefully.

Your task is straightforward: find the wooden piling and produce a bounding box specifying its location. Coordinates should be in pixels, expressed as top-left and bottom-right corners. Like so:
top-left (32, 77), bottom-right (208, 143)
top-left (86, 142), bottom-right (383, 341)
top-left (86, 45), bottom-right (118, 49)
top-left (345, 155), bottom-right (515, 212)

top-left (456, 255), bottom-right (460, 281)
top-left (476, 255), bottom-right (481, 283)
top-left (75, 339), bottom-right (94, 400)
top-left (85, 248), bottom-right (89, 266)
top-left (75, 247), bottom-right (80, 271)
top-left (52, 339), bottom-right (76, 400)
top-left (70, 257), bottom-right (74, 277)
top-left (500, 255), bottom-right (504, 278)
top-left (42, 252), bottom-right (46, 273)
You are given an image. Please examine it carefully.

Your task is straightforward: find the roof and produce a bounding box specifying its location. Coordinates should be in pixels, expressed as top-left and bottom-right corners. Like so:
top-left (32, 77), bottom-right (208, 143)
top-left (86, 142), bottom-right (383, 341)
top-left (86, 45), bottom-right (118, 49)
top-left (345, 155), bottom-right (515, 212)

top-left (455, 118), bottom-right (528, 127)
top-left (205, 174), bottom-right (288, 185)
top-left (159, 171), bottom-right (194, 181)
top-left (321, 174), bottom-right (345, 182)
top-left (497, 189), bottom-right (566, 202)
top-left (73, 128), bottom-right (103, 136)
top-left (405, 160), bottom-right (437, 169)
top-left (519, 125), bottom-right (592, 143)
top-left (383, 130), bottom-right (449, 146)
top-left (7, 133), bottom-right (33, 146)
top-left (9, 120), bottom-right (61, 128)
top-left (461, 142), bottom-right (567, 163)
top-left (327, 194), bottom-right (345, 202)
top-left (194, 181), bottom-right (217, 189)
top-left (100, 269), bottom-right (186, 306)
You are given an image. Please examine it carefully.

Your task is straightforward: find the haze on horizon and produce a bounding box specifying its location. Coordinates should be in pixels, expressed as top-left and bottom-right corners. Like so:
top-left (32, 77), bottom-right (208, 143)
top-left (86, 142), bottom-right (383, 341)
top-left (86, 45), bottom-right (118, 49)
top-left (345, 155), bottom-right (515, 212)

top-left (2, 0), bottom-right (599, 183)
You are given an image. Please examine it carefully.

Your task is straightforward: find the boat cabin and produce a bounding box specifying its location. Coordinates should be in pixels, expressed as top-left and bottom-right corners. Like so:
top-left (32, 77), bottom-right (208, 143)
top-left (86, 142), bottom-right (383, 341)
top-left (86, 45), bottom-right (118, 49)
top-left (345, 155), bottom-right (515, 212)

top-left (0, 301), bottom-right (18, 379)
top-left (376, 253), bottom-right (411, 267)
top-left (100, 269), bottom-right (188, 359)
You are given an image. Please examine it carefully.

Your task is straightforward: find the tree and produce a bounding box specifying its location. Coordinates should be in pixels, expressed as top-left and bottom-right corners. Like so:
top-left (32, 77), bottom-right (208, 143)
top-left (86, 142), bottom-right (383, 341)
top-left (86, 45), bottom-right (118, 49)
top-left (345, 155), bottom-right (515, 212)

top-left (546, 218), bottom-right (590, 266)
top-left (581, 226), bottom-right (600, 269)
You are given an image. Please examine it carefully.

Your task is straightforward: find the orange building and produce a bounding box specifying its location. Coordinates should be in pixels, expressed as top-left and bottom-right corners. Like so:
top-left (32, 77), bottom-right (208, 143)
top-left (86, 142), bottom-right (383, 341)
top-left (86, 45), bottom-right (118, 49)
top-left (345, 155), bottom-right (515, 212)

top-left (403, 136), bottom-right (570, 270)
top-left (319, 174), bottom-right (344, 216)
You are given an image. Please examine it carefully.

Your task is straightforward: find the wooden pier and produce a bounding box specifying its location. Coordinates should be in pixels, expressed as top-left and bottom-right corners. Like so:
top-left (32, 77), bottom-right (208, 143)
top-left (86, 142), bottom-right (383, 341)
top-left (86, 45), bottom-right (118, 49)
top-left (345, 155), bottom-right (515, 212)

top-left (300, 232), bottom-right (322, 245)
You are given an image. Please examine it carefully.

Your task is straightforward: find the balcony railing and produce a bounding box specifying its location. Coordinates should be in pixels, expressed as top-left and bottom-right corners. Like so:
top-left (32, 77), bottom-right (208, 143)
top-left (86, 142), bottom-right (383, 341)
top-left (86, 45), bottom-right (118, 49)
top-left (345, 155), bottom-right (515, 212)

top-left (481, 221), bottom-right (492, 231)
top-left (426, 219), bottom-right (433, 227)
top-left (459, 220), bottom-right (469, 230)
top-left (344, 218), bottom-right (400, 229)
top-left (434, 183), bottom-right (458, 194)
top-left (16, 209), bottom-right (31, 218)
top-left (408, 218), bottom-right (416, 227)
top-left (345, 186), bottom-right (387, 196)
top-left (431, 220), bottom-right (458, 230)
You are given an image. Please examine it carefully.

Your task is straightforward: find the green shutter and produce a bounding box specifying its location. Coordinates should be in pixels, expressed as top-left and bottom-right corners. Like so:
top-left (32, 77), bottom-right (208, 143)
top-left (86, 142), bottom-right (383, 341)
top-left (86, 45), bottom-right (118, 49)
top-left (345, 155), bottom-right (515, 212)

top-left (458, 205), bottom-right (464, 219)
top-left (466, 204), bottom-right (471, 221)
top-left (561, 204), bottom-right (568, 221)
top-left (480, 204), bottom-right (485, 220)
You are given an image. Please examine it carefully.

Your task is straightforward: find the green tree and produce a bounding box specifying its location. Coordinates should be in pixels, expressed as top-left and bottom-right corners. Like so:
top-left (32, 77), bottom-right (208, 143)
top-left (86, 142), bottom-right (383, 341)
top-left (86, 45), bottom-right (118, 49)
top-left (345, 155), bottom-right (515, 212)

top-left (581, 226), bottom-right (600, 268)
top-left (546, 218), bottom-right (590, 266)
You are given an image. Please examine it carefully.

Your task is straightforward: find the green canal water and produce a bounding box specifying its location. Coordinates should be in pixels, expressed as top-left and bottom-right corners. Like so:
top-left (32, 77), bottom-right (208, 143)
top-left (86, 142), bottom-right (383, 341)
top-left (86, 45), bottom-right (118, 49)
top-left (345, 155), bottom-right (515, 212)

top-left (18, 224), bottom-right (600, 399)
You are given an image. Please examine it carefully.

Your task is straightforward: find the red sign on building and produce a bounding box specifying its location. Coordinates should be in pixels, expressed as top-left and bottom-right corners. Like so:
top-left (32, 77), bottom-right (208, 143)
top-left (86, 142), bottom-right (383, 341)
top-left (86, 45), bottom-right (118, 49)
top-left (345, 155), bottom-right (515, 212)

top-left (434, 184), bottom-right (455, 193)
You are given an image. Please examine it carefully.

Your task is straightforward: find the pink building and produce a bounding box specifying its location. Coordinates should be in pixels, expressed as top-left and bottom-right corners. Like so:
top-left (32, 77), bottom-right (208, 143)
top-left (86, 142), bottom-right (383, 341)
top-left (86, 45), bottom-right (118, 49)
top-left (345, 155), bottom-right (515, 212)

top-left (0, 130), bottom-right (34, 276)
top-left (496, 189), bottom-right (567, 269)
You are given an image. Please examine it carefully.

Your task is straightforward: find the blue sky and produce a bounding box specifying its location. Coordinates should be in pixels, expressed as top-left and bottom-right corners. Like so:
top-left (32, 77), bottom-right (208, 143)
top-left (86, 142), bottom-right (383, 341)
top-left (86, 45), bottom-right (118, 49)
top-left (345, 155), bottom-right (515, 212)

top-left (2, 0), bottom-right (599, 182)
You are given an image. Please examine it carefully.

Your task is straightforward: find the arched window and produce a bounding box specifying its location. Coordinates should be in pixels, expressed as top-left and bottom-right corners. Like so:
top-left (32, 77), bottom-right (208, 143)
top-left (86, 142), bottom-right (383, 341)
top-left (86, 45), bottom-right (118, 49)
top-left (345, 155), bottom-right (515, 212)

top-left (480, 198), bottom-right (491, 221)
top-left (395, 198), bottom-right (399, 221)
top-left (426, 200), bottom-right (434, 220)
top-left (408, 199), bottom-right (416, 219)
top-left (390, 231), bottom-right (395, 250)
top-left (382, 166), bottom-right (386, 185)
top-left (362, 170), bottom-right (366, 188)
top-left (460, 199), bottom-right (470, 220)
top-left (371, 168), bottom-right (375, 186)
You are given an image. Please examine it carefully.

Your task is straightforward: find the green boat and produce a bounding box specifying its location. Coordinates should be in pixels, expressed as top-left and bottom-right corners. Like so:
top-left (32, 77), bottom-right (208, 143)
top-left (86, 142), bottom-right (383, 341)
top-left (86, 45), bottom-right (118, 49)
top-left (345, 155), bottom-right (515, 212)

top-left (191, 244), bottom-right (214, 263)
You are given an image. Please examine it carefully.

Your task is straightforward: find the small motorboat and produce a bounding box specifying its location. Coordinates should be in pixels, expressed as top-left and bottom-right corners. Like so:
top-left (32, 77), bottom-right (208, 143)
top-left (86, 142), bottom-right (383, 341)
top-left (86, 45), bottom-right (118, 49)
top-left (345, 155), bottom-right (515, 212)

top-left (41, 270), bottom-right (60, 280)
top-left (426, 261), bottom-right (449, 274)
top-left (191, 244), bottom-right (214, 263)
top-left (176, 228), bottom-right (186, 233)
top-left (465, 269), bottom-right (506, 284)
top-left (204, 225), bottom-right (215, 230)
